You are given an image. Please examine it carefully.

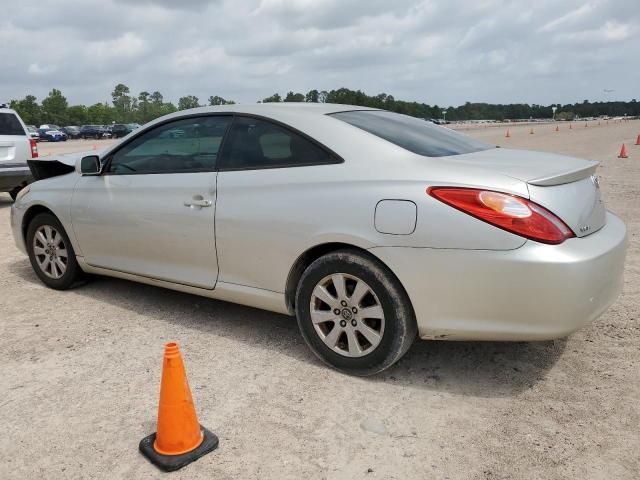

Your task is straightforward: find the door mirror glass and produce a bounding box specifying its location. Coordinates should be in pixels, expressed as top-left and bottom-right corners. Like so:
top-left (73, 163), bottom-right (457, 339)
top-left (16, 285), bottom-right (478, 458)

top-left (79, 155), bottom-right (101, 175)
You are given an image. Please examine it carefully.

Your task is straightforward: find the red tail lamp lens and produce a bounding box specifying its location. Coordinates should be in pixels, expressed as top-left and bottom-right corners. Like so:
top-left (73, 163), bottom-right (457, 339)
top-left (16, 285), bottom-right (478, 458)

top-left (29, 138), bottom-right (38, 158)
top-left (427, 187), bottom-right (575, 244)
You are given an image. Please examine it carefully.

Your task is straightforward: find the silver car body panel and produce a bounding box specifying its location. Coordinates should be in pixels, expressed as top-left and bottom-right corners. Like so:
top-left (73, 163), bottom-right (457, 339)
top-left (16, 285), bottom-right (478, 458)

top-left (371, 212), bottom-right (627, 340)
top-left (10, 103), bottom-right (627, 341)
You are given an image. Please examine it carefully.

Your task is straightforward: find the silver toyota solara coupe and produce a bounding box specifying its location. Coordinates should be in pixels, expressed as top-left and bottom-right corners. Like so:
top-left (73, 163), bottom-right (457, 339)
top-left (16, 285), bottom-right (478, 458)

top-left (11, 104), bottom-right (627, 375)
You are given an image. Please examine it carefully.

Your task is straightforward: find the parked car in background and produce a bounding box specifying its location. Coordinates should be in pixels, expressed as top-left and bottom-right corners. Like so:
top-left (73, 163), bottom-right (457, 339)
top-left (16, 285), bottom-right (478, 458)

top-left (0, 106), bottom-right (36, 200)
top-left (11, 104), bottom-right (627, 374)
top-left (26, 125), bottom-right (40, 141)
top-left (60, 126), bottom-right (81, 139)
top-left (111, 123), bottom-right (140, 138)
top-left (79, 125), bottom-right (109, 139)
top-left (38, 128), bottom-right (68, 142)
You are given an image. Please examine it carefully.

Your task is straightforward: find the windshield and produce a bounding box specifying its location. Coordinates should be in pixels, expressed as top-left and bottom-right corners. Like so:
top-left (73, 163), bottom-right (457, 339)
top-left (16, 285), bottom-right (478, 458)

top-left (330, 110), bottom-right (492, 157)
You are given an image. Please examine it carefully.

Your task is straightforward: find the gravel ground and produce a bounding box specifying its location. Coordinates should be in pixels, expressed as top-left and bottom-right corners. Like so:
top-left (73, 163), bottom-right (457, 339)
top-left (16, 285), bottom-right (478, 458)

top-left (1, 120), bottom-right (638, 479)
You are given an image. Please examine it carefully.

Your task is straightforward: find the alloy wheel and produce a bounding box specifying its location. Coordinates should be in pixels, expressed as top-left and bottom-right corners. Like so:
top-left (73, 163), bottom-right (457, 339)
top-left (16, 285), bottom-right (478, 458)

top-left (32, 225), bottom-right (68, 279)
top-left (310, 273), bottom-right (385, 357)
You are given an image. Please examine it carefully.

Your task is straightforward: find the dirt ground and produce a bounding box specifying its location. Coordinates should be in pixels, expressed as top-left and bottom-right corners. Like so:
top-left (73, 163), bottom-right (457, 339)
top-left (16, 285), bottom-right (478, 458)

top-left (1, 120), bottom-right (638, 479)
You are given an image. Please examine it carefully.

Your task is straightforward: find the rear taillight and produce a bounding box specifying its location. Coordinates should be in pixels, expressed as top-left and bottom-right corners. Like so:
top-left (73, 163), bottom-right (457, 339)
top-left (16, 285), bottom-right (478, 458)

top-left (427, 187), bottom-right (575, 245)
top-left (29, 138), bottom-right (38, 158)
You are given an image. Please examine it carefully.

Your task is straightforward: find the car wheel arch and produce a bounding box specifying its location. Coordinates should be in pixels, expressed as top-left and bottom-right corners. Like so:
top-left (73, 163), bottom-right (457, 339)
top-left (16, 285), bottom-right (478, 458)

top-left (22, 204), bottom-right (57, 243)
top-left (284, 242), bottom-right (412, 317)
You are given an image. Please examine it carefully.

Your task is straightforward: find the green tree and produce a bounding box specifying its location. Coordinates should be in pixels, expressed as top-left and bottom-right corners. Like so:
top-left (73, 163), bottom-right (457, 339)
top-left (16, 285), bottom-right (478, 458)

top-left (262, 93), bottom-right (282, 103)
top-left (41, 89), bottom-right (68, 125)
top-left (137, 91), bottom-right (151, 123)
top-left (178, 95), bottom-right (200, 110)
top-left (284, 91), bottom-right (305, 102)
top-left (305, 90), bottom-right (319, 103)
top-left (9, 95), bottom-right (41, 125)
top-left (208, 95), bottom-right (235, 106)
top-left (66, 105), bottom-right (88, 125)
top-left (111, 83), bottom-right (133, 121)
top-left (87, 103), bottom-right (115, 125)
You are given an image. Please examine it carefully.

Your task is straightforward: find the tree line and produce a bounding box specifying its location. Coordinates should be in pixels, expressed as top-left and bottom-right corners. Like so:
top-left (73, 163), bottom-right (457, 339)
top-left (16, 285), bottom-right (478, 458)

top-left (9, 84), bottom-right (640, 127)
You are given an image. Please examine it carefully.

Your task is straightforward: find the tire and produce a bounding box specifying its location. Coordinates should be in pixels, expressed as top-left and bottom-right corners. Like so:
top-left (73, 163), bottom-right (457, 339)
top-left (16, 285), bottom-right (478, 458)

top-left (295, 249), bottom-right (417, 376)
top-left (26, 213), bottom-right (84, 290)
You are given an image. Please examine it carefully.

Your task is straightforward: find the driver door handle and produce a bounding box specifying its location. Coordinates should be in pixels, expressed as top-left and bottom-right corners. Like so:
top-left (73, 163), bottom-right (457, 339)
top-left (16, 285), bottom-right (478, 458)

top-left (184, 198), bottom-right (212, 208)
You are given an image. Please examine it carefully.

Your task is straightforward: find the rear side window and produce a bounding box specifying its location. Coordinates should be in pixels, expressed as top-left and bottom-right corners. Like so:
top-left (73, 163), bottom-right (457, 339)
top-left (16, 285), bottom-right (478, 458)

top-left (218, 116), bottom-right (337, 170)
top-left (330, 110), bottom-right (491, 157)
top-left (0, 112), bottom-right (26, 136)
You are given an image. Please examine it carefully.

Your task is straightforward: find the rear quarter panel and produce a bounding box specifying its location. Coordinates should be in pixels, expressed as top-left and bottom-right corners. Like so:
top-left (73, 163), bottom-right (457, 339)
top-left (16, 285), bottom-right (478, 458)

top-left (215, 129), bottom-right (528, 294)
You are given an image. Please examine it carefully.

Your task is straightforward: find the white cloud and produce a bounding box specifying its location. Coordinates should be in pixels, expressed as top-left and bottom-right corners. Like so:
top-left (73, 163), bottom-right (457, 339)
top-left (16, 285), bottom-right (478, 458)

top-left (27, 63), bottom-right (57, 75)
top-left (0, 0), bottom-right (638, 107)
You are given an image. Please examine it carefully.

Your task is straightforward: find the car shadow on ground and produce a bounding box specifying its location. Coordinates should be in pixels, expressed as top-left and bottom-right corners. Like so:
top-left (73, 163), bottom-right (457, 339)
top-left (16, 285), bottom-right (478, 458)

top-left (9, 258), bottom-right (566, 398)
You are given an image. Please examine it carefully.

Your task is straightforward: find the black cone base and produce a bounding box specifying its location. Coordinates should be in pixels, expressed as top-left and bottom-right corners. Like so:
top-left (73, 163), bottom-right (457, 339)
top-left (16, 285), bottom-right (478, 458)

top-left (139, 425), bottom-right (218, 472)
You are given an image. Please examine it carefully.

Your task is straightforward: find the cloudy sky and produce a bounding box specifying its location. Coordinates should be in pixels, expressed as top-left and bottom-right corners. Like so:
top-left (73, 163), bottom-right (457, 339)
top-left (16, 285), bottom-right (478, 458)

top-left (1, 0), bottom-right (638, 107)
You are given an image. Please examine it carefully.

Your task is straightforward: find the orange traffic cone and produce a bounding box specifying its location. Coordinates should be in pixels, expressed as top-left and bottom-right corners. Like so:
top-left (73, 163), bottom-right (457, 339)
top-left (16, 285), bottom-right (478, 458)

top-left (139, 342), bottom-right (218, 472)
top-left (529, 127), bottom-right (534, 134)
top-left (555, 125), bottom-right (559, 132)
top-left (635, 134), bottom-right (640, 145)
top-left (618, 144), bottom-right (628, 158)
top-left (92, 144), bottom-right (97, 150)
top-left (505, 129), bottom-right (510, 138)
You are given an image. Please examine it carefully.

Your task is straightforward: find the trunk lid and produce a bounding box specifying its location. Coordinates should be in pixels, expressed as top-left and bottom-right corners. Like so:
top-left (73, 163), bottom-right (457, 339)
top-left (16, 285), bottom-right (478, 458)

top-left (448, 148), bottom-right (606, 237)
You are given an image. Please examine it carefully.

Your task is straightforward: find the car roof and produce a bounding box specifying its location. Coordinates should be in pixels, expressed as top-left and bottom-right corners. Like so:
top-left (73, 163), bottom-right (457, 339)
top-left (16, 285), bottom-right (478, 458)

top-left (138, 103), bottom-right (381, 135)
top-left (180, 103), bottom-right (378, 116)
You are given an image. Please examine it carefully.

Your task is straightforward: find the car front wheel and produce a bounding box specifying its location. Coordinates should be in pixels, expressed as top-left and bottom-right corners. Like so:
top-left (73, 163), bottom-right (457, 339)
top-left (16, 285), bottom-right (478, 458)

top-left (26, 213), bottom-right (84, 290)
top-left (295, 249), bottom-right (417, 376)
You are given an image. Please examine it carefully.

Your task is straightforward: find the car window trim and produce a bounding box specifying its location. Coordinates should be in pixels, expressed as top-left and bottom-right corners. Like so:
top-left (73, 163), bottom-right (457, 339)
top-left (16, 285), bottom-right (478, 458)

top-left (217, 113), bottom-right (344, 172)
top-left (101, 113), bottom-right (234, 176)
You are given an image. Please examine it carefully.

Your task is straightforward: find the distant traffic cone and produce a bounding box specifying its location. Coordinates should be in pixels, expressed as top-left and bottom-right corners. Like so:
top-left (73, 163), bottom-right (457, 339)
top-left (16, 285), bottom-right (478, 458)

top-left (505, 129), bottom-right (510, 138)
top-left (635, 134), bottom-right (640, 145)
top-left (92, 144), bottom-right (97, 150)
top-left (618, 144), bottom-right (628, 158)
top-left (585, 122), bottom-right (588, 128)
top-left (569, 123), bottom-right (572, 129)
top-left (139, 342), bottom-right (218, 472)
top-left (555, 125), bottom-right (559, 132)
top-left (529, 127), bottom-right (534, 134)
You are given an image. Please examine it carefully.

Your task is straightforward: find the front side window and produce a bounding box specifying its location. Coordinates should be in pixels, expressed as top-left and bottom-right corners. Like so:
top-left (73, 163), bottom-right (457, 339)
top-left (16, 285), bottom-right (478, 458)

top-left (218, 116), bottom-right (336, 170)
top-left (107, 115), bottom-right (232, 174)
top-left (330, 110), bottom-right (492, 157)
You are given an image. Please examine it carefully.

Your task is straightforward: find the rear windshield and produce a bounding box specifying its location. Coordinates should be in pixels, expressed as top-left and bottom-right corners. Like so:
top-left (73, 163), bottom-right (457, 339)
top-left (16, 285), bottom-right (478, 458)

top-left (330, 110), bottom-right (491, 157)
top-left (0, 112), bottom-right (26, 136)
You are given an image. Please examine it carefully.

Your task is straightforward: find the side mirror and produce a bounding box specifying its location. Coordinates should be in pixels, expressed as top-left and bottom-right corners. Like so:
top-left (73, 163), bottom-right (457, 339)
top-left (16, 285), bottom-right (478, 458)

top-left (77, 155), bottom-right (102, 175)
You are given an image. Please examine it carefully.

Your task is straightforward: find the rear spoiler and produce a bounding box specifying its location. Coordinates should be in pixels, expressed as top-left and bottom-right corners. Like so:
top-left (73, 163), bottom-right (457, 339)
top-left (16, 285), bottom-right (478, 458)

top-left (27, 159), bottom-right (75, 181)
top-left (527, 160), bottom-right (599, 186)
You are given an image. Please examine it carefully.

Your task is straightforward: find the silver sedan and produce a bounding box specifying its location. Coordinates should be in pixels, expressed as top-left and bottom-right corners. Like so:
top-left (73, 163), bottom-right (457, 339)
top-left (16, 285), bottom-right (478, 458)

top-left (10, 104), bottom-right (627, 375)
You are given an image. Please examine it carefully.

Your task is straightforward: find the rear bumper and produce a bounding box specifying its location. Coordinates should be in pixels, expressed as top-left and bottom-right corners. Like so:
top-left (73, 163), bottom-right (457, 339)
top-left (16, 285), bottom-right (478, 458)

top-left (0, 165), bottom-right (32, 191)
top-left (370, 212), bottom-right (627, 341)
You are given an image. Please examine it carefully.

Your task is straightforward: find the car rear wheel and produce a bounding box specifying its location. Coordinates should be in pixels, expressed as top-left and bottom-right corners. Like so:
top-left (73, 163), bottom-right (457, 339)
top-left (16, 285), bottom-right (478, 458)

top-left (295, 249), bottom-right (417, 376)
top-left (26, 213), bottom-right (84, 290)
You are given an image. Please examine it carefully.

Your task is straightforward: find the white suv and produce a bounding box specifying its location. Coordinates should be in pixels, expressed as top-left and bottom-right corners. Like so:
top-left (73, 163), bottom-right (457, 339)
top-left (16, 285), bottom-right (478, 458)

top-left (0, 105), bottom-right (37, 200)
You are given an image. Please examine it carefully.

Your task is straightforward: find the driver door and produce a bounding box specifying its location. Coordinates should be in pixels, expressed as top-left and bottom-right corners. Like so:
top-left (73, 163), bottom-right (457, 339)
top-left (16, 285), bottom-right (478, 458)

top-left (70, 115), bottom-right (232, 289)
